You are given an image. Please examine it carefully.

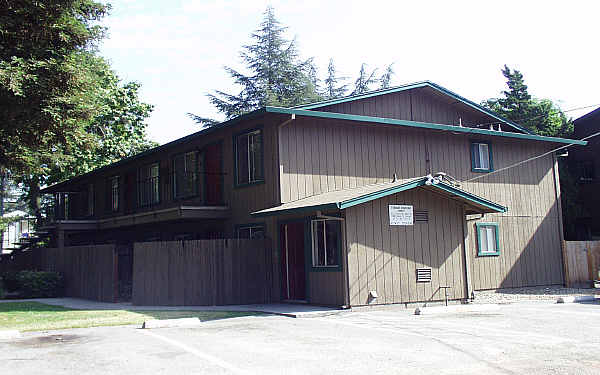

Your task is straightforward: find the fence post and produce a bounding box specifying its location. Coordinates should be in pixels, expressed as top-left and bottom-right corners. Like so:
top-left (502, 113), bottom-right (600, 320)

top-left (562, 240), bottom-right (570, 287)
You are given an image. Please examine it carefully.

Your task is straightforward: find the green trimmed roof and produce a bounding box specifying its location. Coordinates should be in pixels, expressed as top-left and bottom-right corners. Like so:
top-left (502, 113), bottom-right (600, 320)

top-left (294, 80), bottom-right (533, 135)
top-left (251, 176), bottom-right (507, 217)
top-left (266, 107), bottom-right (587, 146)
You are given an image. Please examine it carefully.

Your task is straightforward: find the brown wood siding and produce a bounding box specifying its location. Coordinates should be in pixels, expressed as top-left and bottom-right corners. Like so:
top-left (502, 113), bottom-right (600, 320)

top-left (307, 271), bottom-right (345, 306)
top-left (280, 116), bottom-right (563, 293)
top-left (316, 87), bottom-right (487, 127)
top-left (345, 188), bottom-right (467, 305)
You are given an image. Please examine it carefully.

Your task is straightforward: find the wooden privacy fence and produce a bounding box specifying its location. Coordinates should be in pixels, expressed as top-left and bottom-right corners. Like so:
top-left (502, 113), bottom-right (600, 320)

top-left (564, 241), bottom-right (600, 287)
top-left (0, 245), bottom-right (117, 302)
top-left (133, 239), bottom-right (273, 306)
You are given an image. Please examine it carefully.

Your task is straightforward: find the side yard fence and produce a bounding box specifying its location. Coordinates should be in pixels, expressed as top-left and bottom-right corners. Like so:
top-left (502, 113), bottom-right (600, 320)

top-left (0, 245), bottom-right (117, 302)
top-left (133, 239), bottom-right (273, 306)
top-left (564, 241), bottom-right (600, 287)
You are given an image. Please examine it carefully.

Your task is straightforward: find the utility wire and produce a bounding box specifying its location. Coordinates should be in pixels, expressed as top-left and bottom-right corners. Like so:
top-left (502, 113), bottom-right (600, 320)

top-left (462, 130), bottom-right (600, 183)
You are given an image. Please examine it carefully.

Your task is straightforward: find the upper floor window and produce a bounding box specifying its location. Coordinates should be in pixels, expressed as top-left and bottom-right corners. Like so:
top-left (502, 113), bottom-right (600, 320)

top-left (138, 163), bottom-right (160, 207)
top-left (237, 224), bottom-right (265, 239)
top-left (108, 176), bottom-right (119, 212)
top-left (471, 141), bottom-right (493, 172)
top-left (311, 219), bottom-right (341, 269)
top-left (173, 152), bottom-right (198, 199)
top-left (87, 183), bottom-right (94, 216)
top-left (476, 222), bottom-right (500, 256)
top-left (235, 129), bottom-right (263, 186)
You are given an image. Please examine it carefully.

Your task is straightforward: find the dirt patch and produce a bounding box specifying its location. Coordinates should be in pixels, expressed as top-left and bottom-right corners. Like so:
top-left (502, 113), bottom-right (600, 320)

top-left (14, 334), bottom-right (86, 348)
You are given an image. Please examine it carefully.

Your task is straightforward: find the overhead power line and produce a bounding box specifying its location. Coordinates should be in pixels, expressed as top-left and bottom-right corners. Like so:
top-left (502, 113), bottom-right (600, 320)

top-left (462, 130), bottom-right (600, 183)
top-left (473, 103), bottom-right (600, 129)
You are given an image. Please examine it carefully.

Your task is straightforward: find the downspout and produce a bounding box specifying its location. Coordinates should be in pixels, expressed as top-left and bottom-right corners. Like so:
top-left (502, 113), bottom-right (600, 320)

top-left (462, 206), bottom-right (474, 300)
top-left (551, 153), bottom-right (568, 286)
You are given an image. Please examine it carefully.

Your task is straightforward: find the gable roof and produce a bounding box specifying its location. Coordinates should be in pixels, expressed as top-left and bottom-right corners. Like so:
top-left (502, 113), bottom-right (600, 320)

top-left (294, 80), bottom-right (533, 135)
top-left (267, 107), bottom-right (586, 146)
top-left (251, 176), bottom-right (507, 217)
top-left (42, 103), bottom-right (586, 194)
top-left (574, 106), bottom-right (600, 124)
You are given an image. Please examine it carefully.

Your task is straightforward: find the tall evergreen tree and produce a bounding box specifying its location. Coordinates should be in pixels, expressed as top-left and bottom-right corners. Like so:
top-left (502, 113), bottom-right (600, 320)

top-left (484, 65), bottom-right (572, 137)
top-left (190, 6), bottom-right (320, 123)
top-left (352, 63), bottom-right (378, 95)
top-left (379, 63), bottom-right (395, 89)
top-left (322, 59), bottom-right (348, 99)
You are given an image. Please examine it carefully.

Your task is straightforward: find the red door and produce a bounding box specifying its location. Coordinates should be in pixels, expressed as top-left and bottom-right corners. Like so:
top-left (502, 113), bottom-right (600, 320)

top-left (280, 222), bottom-right (306, 301)
top-left (204, 143), bottom-right (222, 205)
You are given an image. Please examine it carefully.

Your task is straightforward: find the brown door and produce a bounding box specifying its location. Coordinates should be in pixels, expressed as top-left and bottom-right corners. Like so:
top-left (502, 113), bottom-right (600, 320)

top-left (280, 222), bottom-right (306, 300)
top-left (204, 143), bottom-right (222, 205)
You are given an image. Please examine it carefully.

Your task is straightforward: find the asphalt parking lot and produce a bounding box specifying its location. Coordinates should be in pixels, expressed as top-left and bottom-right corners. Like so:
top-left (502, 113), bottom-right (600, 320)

top-left (1, 301), bottom-right (599, 375)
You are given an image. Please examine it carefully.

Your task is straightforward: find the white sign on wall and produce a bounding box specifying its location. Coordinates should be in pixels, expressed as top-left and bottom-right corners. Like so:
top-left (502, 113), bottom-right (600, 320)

top-left (389, 205), bottom-right (414, 226)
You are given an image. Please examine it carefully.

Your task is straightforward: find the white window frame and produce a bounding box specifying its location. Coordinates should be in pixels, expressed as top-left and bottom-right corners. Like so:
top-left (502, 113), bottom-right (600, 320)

top-left (311, 219), bottom-right (340, 268)
top-left (472, 142), bottom-right (491, 171)
top-left (110, 176), bottom-right (119, 212)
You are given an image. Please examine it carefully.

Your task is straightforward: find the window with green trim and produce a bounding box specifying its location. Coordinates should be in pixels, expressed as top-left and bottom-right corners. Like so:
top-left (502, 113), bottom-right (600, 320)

top-left (237, 225), bottom-right (265, 239)
top-left (235, 129), bottom-right (263, 185)
top-left (311, 219), bottom-right (341, 268)
top-left (477, 222), bottom-right (500, 256)
top-left (471, 142), bottom-right (493, 172)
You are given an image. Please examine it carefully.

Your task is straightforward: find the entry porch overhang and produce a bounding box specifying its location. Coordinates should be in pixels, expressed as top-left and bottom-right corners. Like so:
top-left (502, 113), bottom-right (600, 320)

top-left (251, 176), bottom-right (507, 217)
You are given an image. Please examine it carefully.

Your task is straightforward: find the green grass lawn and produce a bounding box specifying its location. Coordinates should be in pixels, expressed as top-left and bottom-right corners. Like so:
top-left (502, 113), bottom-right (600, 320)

top-left (0, 302), bottom-right (258, 332)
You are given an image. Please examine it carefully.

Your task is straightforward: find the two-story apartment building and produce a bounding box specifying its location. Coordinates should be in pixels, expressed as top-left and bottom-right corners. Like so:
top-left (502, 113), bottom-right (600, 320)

top-left (41, 81), bottom-right (586, 306)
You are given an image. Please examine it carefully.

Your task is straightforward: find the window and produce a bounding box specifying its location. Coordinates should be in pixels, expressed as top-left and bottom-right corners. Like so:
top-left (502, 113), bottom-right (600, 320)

top-left (471, 142), bottom-right (493, 172)
top-left (311, 219), bottom-right (341, 268)
top-left (237, 225), bottom-right (265, 239)
top-left (108, 176), bottom-right (119, 212)
top-left (138, 163), bottom-right (160, 207)
top-left (235, 129), bottom-right (263, 185)
top-left (477, 222), bottom-right (500, 256)
top-left (578, 160), bottom-right (594, 182)
top-left (173, 152), bottom-right (198, 198)
top-left (87, 183), bottom-right (94, 216)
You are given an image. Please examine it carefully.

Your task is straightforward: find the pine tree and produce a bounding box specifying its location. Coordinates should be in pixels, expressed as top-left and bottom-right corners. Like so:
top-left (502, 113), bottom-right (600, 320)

top-left (379, 63), bottom-right (395, 89)
top-left (192, 7), bottom-right (320, 123)
top-left (352, 63), bottom-right (378, 95)
top-left (323, 59), bottom-right (348, 99)
top-left (484, 65), bottom-right (572, 136)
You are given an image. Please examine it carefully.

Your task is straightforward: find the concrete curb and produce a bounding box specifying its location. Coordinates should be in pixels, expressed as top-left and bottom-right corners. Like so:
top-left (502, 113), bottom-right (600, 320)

top-left (556, 295), bottom-right (598, 304)
top-left (415, 304), bottom-right (500, 315)
top-left (0, 330), bottom-right (21, 340)
top-left (141, 318), bottom-right (202, 329)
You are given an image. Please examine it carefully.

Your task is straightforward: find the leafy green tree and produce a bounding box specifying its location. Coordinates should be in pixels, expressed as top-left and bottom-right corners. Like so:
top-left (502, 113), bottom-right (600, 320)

top-left (352, 63), bottom-right (378, 95)
top-left (18, 53), bottom-right (155, 219)
top-left (0, 0), bottom-right (111, 176)
top-left (191, 6), bottom-right (320, 123)
top-left (322, 59), bottom-right (348, 99)
top-left (379, 63), bottom-right (395, 89)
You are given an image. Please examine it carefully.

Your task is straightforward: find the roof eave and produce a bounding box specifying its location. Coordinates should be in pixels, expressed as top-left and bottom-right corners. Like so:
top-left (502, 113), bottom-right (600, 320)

top-left (265, 107), bottom-right (586, 146)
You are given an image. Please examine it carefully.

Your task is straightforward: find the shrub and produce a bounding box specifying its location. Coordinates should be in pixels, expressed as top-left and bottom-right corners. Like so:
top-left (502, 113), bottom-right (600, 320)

top-left (15, 271), bottom-right (64, 298)
top-left (0, 277), bottom-right (5, 299)
top-left (1, 271), bottom-right (20, 292)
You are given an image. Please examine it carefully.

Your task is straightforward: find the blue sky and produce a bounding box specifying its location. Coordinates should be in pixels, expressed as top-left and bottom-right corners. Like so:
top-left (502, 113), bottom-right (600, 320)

top-left (99, 0), bottom-right (600, 144)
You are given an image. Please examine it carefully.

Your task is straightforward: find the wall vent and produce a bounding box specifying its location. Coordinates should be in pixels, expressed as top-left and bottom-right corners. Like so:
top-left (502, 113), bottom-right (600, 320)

top-left (416, 268), bottom-right (432, 283)
top-left (414, 210), bottom-right (429, 223)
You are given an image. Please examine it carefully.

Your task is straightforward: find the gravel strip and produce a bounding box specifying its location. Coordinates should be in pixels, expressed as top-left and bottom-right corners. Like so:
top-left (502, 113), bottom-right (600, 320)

top-left (473, 286), bottom-right (600, 304)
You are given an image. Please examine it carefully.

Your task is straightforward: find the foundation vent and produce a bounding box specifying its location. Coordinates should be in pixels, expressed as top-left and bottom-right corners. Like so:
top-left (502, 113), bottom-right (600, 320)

top-left (414, 210), bottom-right (429, 223)
top-left (416, 268), bottom-right (432, 283)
